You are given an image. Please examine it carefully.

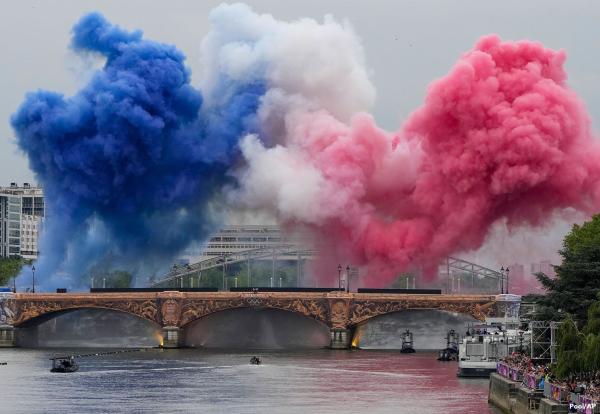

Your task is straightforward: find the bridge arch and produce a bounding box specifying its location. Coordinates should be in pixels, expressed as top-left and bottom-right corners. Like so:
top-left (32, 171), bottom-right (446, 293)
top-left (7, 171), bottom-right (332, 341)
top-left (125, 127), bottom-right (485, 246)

top-left (352, 308), bottom-right (478, 350)
top-left (15, 306), bottom-right (161, 328)
top-left (15, 307), bottom-right (162, 348)
top-left (346, 299), bottom-right (492, 328)
top-left (182, 306), bottom-right (331, 348)
top-left (14, 299), bottom-right (160, 328)
top-left (179, 297), bottom-right (330, 328)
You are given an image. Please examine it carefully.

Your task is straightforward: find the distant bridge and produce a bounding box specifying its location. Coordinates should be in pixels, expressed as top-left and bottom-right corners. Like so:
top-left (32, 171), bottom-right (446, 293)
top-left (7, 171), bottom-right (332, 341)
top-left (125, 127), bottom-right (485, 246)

top-left (1, 291), bottom-right (506, 348)
top-left (151, 246), bottom-right (505, 294)
top-left (152, 245), bottom-right (317, 288)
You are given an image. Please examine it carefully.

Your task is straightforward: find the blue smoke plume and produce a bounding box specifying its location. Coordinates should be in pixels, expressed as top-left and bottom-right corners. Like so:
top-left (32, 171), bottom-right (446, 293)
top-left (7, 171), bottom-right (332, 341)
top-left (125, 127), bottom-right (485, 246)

top-left (11, 13), bottom-right (265, 290)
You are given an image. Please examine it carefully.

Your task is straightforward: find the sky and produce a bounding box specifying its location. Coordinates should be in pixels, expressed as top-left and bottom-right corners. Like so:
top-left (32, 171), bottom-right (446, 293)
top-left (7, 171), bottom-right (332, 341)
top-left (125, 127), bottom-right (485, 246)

top-left (2, 0), bottom-right (600, 270)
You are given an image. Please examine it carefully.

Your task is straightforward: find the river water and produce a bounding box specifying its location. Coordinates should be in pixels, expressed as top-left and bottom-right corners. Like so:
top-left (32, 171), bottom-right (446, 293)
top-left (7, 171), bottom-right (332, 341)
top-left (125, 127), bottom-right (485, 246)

top-left (0, 348), bottom-right (498, 414)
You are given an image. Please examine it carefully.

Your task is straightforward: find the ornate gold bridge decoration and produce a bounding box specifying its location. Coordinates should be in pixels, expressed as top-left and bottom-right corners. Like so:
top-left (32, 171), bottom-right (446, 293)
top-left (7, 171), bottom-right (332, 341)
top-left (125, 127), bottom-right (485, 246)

top-left (11, 292), bottom-right (500, 330)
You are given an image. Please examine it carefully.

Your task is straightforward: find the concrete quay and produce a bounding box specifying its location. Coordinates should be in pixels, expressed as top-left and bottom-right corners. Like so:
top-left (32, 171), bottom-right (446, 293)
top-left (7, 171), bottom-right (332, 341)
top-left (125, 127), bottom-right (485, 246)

top-left (488, 373), bottom-right (600, 414)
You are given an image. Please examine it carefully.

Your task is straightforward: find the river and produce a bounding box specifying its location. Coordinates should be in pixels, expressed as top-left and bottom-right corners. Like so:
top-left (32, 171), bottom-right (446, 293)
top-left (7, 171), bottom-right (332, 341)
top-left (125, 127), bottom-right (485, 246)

top-left (0, 348), bottom-right (499, 414)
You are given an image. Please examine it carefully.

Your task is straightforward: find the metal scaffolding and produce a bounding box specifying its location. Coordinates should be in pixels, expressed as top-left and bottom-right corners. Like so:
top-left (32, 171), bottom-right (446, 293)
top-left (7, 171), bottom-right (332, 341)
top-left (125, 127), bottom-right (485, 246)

top-left (529, 320), bottom-right (562, 363)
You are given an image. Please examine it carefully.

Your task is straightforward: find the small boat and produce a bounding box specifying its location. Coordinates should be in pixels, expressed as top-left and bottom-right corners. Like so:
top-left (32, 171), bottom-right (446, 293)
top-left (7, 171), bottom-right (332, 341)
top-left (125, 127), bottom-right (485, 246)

top-left (400, 329), bottom-right (416, 353)
top-left (438, 329), bottom-right (459, 361)
top-left (0, 362), bottom-right (7, 366)
top-left (250, 356), bottom-right (261, 365)
top-left (50, 356), bottom-right (79, 373)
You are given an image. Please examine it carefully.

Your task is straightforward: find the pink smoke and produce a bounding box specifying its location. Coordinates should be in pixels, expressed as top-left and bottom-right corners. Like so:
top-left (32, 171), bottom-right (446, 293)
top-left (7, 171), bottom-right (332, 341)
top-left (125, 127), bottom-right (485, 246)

top-left (271, 35), bottom-right (600, 287)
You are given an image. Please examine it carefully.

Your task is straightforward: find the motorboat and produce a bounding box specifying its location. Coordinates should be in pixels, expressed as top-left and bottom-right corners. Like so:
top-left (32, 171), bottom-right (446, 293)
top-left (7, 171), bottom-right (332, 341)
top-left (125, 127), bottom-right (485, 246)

top-left (400, 329), bottom-right (415, 353)
top-left (250, 356), bottom-right (261, 365)
top-left (438, 329), bottom-right (459, 361)
top-left (50, 356), bottom-right (79, 373)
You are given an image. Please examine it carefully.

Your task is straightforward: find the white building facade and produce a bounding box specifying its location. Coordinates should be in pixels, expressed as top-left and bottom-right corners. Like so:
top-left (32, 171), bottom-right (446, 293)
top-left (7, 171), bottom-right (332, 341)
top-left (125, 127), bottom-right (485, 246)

top-left (0, 183), bottom-right (44, 260)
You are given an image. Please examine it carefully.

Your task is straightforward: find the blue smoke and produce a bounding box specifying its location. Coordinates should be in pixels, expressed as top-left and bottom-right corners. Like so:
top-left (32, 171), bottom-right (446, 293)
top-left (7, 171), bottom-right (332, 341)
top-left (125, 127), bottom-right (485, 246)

top-left (11, 13), bottom-right (265, 290)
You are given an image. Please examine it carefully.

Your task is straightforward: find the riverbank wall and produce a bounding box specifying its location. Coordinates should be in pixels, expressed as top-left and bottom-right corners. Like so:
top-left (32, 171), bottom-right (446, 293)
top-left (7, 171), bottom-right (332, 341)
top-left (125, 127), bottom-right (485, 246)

top-left (488, 373), bottom-right (583, 414)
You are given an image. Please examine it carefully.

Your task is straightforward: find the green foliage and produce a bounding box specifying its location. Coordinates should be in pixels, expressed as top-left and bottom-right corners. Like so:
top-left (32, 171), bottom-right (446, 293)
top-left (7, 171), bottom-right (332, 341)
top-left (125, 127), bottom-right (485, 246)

top-left (555, 295), bottom-right (600, 378)
top-left (563, 215), bottom-right (600, 256)
top-left (580, 333), bottom-right (600, 373)
top-left (555, 316), bottom-right (583, 379)
top-left (537, 215), bottom-right (600, 378)
top-left (161, 260), bottom-right (303, 290)
top-left (91, 269), bottom-right (133, 288)
top-left (535, 215), bottom-right (600, 325)
top-left (0, 256), bottom-right (26, 287)
top-left (584, 297), bottom-right (600, 335)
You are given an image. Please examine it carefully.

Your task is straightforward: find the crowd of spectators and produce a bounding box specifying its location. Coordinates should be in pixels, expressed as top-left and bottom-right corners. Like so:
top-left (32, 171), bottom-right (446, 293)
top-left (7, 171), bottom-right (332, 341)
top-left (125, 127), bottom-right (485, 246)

top-left (501, 353), bottom-right (600, 402)
top-left (559, 371), bottom-right (600, 400)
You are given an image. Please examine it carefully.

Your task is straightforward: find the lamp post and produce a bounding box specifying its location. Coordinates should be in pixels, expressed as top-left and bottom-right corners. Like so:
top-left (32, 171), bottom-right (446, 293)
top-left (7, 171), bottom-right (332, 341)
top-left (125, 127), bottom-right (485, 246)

top-left (279, 277), bottom-right (282, 287)
top-left (346, 265), bottom-right (350, 293)
top-left (102, 277), bottom-right (106, 288)
top-left (31, 265), bottom-right (36, 293)
top-left (13, 274), bottom-right (17, 293)
top-left (337, 264), bottom-right (342, 290)
top-left (500, 266), bottom-right (504, 294)
top-left (222, 255), bottom-right (226, 291)
top-left (91, 277), bottom-right (94, 289)
top-left (505, 267), bottom-right (510, 294)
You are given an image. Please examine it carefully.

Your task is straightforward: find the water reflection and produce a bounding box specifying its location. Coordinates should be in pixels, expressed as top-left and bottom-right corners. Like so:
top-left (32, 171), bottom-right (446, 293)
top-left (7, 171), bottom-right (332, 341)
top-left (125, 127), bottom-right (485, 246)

top-left (0, 348), bottom-right (497, 414)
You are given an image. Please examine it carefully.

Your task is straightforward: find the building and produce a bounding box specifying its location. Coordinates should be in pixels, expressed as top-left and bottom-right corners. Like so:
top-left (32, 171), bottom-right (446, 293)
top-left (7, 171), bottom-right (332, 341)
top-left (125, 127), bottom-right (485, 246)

top-left (0, 183), bottom-right (44, 260)
top-left (530, 260), bottom-right (556, 278)
top-left (176, 225), bottom-right (312, 265)
top-left (201, 225), bottom-right (287, 257)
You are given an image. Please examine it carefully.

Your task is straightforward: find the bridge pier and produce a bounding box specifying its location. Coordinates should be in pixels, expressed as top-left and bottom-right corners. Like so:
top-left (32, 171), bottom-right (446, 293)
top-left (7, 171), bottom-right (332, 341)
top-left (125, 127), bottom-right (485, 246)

top-left (0, 326), bottom-right (15, 347)
top-left (161, 326), bottom-right (184, 348)
top-left (329, 328), bottom-right (352, 349)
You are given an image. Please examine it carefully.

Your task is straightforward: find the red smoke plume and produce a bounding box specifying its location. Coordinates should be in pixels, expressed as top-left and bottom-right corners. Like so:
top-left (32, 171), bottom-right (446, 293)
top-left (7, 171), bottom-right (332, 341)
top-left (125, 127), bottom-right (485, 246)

top-left (282, 35), bottom-right (600, 286)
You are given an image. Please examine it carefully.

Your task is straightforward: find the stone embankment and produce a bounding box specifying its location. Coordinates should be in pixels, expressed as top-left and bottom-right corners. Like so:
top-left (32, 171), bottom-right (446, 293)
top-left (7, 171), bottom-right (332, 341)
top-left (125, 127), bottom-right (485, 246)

top-left (488, 365), bottom-right (600, 414)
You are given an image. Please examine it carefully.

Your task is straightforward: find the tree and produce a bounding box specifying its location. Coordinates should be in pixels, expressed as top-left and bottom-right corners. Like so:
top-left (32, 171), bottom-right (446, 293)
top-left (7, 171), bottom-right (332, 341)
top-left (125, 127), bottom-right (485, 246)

top-left (0, 256), bottom-right (26, 287)
top-left (563, 215), bottom-right (600, 256)
top-left (555, 315), bottom-right (583, 379)
top-left (89, 268), bottom-right (133, 288)
top-left (535, 215), bottom-right (600, 325)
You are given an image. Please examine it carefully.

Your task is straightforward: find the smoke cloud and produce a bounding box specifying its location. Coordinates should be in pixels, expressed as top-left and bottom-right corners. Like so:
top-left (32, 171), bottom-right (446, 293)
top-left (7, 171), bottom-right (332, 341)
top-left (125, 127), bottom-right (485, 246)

top-left (11, 12), bottom-right (264, 289)
top-left (231, 33), bottom-right (600, 286)
top-left (12, 5), bottom-right (600, 290)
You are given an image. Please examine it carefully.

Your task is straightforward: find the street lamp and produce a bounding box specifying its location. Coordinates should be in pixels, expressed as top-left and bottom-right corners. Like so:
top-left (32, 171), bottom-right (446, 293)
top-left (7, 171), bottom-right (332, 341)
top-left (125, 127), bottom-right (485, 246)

top-left (505, 267), bottom-right (510, 294)
top-left (13, 274), bottom-right (17, 293)
top-left (337, 264), bottom-right (342, 290)
top-left (279, 277), bottom-right (282, 287)
top-left (31, 265), bottom-right (36, 293)
top-left (500, 266), bottom-right (504, 294)
top-left (270, 276), bottom-right (273, 287)
top-left (222, 255), bottom-right (226, 291)
top-left (346, 265), bottom-right (350, 293)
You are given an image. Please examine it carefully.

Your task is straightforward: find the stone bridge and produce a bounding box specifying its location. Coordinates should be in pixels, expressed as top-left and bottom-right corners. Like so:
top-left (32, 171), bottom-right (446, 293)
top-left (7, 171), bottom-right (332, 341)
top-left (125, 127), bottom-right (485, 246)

top-left (1, 292), bottom-right (503, 348)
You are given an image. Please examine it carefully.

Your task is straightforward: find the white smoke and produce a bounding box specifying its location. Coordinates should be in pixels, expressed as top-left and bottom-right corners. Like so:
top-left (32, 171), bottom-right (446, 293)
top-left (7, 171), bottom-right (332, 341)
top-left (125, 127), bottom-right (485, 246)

top-left (200, 3), bottom-right (375, 125)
